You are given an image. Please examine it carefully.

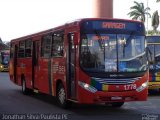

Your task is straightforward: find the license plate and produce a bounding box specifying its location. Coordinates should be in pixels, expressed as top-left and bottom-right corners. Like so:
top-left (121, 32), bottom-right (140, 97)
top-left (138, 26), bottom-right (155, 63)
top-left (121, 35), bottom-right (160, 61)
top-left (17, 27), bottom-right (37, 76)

top-left (111, 96), bottom-right (122, 100)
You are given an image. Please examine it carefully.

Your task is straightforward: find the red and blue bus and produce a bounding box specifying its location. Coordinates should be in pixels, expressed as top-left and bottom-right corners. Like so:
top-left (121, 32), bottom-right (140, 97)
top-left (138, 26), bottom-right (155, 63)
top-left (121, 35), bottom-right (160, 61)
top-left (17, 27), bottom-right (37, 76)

top-left (9, 18), bottom-right (148, 108)
top-left (146, 36), bottom-right (160, 91)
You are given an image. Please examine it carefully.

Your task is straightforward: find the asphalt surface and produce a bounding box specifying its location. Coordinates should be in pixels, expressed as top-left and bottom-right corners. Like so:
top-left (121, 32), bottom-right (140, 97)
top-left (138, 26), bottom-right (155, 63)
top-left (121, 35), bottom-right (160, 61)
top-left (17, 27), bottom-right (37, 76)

top-left (0, 72), bottom-right (160, 120)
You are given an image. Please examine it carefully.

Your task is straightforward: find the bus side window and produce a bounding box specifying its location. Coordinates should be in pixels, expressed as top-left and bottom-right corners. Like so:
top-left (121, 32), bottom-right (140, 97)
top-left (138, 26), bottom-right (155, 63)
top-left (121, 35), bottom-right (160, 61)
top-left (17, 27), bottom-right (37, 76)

top-left (25, 39), bottom-right (32, 57)
top-left (18, 41), bottom-right (25, 58)
top-left (41, 35), bottom-right (52, 58)
top-left (52, 32), bottom-right (64, 57)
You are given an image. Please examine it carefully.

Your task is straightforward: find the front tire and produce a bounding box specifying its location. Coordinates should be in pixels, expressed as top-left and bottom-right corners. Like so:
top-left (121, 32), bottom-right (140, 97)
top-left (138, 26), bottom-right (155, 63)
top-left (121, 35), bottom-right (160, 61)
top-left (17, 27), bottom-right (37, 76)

top-left (57, 84), bottom-right (71, 108)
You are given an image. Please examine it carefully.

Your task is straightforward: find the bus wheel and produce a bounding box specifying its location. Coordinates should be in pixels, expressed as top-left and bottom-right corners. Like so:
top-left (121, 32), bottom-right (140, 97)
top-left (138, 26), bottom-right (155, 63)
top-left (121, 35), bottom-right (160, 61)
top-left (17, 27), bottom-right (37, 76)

top-left (57, 84), bottom-right (71, 108)
top-left (22, 77), bottom-right (30, 95)
top-left (111, 102), bottom-right (124, 107)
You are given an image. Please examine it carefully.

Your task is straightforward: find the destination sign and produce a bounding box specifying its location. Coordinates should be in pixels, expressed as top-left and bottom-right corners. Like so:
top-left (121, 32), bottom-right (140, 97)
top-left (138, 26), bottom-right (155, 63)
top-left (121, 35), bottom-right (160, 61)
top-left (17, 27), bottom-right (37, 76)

top-left (102, 22), bottom-right (125, 29)
top-left (81, 20), bottom-right (145, 35)
top-left (92, 35), bottom-right (110, 40)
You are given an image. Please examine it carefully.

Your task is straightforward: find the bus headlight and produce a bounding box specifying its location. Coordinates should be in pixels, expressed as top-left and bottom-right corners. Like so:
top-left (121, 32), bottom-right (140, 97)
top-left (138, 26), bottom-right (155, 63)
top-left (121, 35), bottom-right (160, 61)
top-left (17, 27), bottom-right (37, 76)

top-left (136, 81), bottom-right (148, 92)
top-left (78, 81), bottom-right (97, 93)
top-left (0, 65), bottom-right (3, 69)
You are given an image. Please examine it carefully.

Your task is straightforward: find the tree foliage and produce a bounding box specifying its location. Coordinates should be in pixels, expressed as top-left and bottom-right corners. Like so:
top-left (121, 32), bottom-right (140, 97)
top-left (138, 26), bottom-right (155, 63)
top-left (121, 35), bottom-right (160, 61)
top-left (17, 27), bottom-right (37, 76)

top-left (152, 11), bottom-right (159, 33)
top-left (147, 30), bottom-right (160, 35)
top-left (128, 1), bottom-right (151, 22)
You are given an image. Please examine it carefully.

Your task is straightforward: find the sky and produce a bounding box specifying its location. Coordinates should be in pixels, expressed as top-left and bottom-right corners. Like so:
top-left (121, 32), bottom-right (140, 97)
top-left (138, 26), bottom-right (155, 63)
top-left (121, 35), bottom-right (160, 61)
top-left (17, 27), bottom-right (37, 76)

top-left (114, 0), bottom-right (160, 32)
top-left (0, 0), bottom-right (159, 42)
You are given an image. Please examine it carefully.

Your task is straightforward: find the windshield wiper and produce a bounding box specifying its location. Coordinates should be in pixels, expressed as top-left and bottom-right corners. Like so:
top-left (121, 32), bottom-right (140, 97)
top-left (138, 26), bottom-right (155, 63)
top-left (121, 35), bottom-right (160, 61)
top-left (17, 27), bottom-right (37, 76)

top-left (94, 30), bottom-right (105, 61)
top-left (94, 30), bottom-right (103, 49)
top-left (125, 32), bottom-right (135, 47)
top-left (122, 32), bottom-right (135, 58)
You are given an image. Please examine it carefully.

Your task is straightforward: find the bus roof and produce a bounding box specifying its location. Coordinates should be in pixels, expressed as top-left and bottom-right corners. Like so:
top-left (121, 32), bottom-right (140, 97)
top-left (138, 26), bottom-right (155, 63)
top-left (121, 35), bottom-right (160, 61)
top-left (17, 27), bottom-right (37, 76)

top-left (11, 18), bottom-right (144, 42)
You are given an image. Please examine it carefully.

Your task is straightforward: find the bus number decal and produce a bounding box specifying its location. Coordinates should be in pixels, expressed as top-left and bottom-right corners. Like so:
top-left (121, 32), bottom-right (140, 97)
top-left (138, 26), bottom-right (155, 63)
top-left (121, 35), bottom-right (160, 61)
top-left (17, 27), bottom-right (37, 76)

top-left (52, 64), bottom-right (65, 74)
top-left (58, 66), bottom-right (65, 74)
top-left (124, 84), bottom-right (136, 91)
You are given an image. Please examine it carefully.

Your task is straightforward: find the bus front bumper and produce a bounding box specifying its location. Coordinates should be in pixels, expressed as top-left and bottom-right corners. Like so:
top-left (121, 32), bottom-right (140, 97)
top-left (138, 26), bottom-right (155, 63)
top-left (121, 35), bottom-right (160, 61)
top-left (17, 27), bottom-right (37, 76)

top-left (77, 86), bottom-right (148, 104)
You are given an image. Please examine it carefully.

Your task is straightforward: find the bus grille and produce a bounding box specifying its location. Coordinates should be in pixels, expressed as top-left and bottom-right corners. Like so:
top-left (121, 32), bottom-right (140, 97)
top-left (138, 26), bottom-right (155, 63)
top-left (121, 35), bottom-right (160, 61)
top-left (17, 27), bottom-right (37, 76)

top-left (92, 77), bottom-right (141, 85)
top-left (4, 65), bottom-right (8, 68)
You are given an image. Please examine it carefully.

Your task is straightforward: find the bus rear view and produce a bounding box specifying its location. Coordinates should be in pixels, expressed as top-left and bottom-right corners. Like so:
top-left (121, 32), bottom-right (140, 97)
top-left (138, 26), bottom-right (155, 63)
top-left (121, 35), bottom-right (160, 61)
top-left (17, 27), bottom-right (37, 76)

top-left (78, 19), bottom-right (148, 107)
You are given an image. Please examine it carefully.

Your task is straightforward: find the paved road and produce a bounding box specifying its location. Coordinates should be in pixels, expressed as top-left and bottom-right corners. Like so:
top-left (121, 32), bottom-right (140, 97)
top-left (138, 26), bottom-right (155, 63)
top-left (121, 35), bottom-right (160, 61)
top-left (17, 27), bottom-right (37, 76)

top-left (0, 72), bottom-right (160, 120)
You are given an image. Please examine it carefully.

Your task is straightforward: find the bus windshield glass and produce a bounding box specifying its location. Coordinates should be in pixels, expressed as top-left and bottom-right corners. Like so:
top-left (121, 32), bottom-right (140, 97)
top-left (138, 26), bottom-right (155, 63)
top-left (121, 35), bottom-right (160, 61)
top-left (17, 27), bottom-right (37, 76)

top-left (147, 44), bottom-right (160, 70)
top-left (1, 53), bottom-right (9, 65)
top-left (80, 33), bottom-right (147, 73)
top-left (146, 36), bottom-right (160, 70)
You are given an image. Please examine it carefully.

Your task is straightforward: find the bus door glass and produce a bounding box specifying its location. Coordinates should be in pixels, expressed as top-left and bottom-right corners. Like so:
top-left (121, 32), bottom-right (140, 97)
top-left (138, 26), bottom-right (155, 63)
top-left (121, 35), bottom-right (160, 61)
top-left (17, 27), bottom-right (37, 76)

top-left (32, 41), bottom-right (40, 89)
top-left (67, 33), bottom-right (77, 99)
top-left (14, 45), bottom-right (18, 83)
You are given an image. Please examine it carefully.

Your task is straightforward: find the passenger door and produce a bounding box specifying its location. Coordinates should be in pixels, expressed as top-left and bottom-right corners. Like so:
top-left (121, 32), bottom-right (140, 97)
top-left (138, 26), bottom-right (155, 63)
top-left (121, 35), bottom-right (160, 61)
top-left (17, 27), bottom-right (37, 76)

top-left (67, 33), bottom-right (77, 99)
top-left (13, 45), bottom-right (18, 83)
top-left (38, 35), bottom-right (52, 94)
top-left (32, 41), bottom-right (40, 89)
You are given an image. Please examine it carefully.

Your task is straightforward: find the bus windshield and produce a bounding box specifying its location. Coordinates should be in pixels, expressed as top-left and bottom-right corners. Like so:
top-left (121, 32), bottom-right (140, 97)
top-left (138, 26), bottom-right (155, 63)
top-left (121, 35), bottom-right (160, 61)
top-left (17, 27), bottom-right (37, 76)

top-left (80, 33), bottom-right (147, 73)
top-left (147, 44), bottom-right (160, 70)
top-left (1, 54), bottom-right (9, 65)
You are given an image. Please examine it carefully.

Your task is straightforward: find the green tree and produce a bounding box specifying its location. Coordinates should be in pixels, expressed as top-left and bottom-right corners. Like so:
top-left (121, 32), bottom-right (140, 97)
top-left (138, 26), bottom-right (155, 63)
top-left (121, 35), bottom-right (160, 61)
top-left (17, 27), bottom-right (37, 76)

top-left (147, 30), bottom-right (160, 35)
top-left (128, 1), bottom-right (151, 22)
top-left (157, 0), bottom-right (160, 2)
